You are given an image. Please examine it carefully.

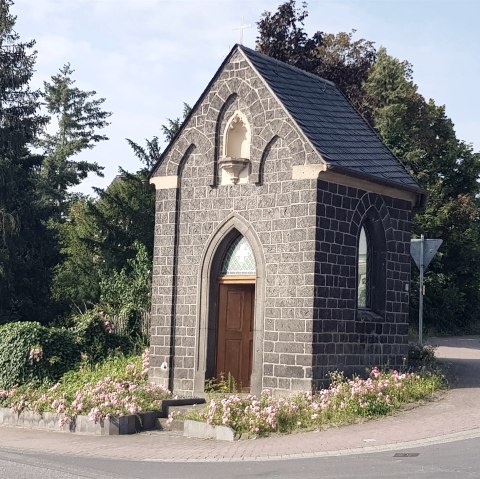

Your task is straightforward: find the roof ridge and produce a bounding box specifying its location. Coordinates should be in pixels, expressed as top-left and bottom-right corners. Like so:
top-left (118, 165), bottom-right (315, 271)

top-left (238, 44), bottom-right (335, 88)
top-left (150, 43), bottom-right (422, 194)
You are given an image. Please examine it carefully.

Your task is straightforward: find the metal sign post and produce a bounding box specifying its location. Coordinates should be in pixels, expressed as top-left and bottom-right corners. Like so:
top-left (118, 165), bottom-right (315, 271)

top-left (410, 237), bottom-right (442, 344)
top-left (418, 235), bottom-right (424, 345)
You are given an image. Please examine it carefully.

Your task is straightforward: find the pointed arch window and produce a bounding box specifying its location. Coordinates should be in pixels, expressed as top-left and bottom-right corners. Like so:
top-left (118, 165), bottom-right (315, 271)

top-left (221, 236), bottom-right (256, 276)
top-left (357, 218), bottom-right (387, 317)
top-left (358, 226), bottom-right (369, 308)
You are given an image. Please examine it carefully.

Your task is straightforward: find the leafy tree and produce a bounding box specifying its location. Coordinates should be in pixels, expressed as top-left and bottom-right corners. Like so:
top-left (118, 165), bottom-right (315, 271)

top-left (38, 63), bottom-right (111, 219)
top-left (0, 0), bottom-right (54, 324)
top-left (315, 31), bottom-right (376, 118)
top-left (256, 0), bottom-right (322, 73)
top-left (364, 49), bottom-right (480, 332)
top-left (52, 169), bottom-right (155, 311)
top-left (99, 241), bottom-right (152, 316)
top-left (256, 1), bottom-right (376, 113)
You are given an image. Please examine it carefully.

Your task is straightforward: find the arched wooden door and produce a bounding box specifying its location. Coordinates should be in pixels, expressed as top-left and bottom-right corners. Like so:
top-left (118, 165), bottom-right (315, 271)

top-left (215, 236), bottom-right (256, 392)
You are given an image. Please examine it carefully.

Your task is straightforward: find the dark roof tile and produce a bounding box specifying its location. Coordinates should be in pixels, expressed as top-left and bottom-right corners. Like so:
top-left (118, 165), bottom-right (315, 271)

top-left (241, 46), bottom-right (419, 189)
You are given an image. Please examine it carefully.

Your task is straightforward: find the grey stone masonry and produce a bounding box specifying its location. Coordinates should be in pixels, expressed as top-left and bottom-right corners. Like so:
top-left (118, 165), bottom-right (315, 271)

top-left (311, 180), bottom-right (412, 387)
top-left (150, 50), bottom-right (320, 397)
top-left (149, 46), bottom-right (420, 397)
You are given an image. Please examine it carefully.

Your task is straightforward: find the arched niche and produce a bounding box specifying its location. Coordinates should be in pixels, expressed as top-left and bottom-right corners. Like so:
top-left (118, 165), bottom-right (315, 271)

top-left (219, 111), bottom-right (251, 185)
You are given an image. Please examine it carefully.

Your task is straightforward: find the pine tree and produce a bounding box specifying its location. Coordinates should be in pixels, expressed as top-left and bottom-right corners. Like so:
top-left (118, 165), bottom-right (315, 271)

top-left (38, 63), bottom-right (111, 219)
top-left (0, 0), bottom-right (53, 323)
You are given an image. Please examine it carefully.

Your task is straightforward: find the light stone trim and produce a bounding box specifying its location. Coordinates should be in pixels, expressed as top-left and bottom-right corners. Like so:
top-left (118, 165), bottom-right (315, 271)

top-left (149, 176), bottom-right (180, 190)
top-left (183, 420), bottom-right (236, 441)
top-left (291, 164), bottom-right (418, 205)
top-left (291, 164), bottom-right (327, 179)
top-left (320, 170), bottom-right (418, 205)
top-left (194, 213), bottom-right (265, 397)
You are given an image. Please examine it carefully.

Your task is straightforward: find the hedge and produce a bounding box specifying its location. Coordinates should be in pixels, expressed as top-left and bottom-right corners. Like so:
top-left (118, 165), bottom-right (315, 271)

top-left (0, 322), bottom-right (81, 389)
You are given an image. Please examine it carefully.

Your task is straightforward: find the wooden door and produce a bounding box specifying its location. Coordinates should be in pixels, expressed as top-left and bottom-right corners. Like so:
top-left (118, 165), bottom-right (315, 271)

top-left (216, 283), bottom-right (254, 391)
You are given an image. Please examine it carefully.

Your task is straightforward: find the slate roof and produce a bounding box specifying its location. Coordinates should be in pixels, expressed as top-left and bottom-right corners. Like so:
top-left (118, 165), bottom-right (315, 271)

top-left (240, 45), bottom-right (420, 190)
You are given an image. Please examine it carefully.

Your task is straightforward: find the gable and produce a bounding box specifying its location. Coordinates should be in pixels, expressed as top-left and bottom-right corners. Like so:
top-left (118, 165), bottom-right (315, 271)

top-left (149, 44), bottom-right (422, 203)
top-left (150, 47), bottom-right (321, 186)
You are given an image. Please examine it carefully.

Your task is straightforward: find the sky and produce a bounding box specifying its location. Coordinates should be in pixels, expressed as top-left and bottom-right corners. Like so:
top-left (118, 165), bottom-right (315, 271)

top-left (11, 0), bottom-right (480, 194)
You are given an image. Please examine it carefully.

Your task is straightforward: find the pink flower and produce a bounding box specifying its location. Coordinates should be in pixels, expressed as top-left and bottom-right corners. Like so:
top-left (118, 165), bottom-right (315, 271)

top-left (29, 347), bottom-right (43, 363)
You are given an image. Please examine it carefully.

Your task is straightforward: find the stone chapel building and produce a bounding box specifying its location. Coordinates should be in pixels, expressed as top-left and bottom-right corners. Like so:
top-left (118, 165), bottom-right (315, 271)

top-left (148, 45), bottom-right (426, 397)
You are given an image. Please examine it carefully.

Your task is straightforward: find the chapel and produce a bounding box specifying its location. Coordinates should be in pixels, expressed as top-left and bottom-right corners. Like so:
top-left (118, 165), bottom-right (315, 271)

top-left (148, 45), bottom-right (426, 397)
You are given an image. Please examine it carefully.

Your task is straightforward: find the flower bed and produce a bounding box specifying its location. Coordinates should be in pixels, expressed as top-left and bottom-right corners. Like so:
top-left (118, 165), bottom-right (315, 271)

top-left (0, 350), bottom-right (172, 429)
top-left (0, 407), bottom-right (163, 435)
top-left (186, 368), bottom-right (444, 437)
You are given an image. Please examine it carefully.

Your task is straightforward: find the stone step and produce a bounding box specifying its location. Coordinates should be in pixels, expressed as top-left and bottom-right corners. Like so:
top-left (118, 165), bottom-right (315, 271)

top-left (159, 398), bottom-right (206, 417)
top-left (165, 403), bottom-right (207, 417)
top-left (155, 417), bottom-right (185, 432)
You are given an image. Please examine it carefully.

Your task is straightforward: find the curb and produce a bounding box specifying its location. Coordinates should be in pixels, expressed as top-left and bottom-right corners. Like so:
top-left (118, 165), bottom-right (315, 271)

top-left (183, 420), bottom-right (236, 441)
top-left (147, 427), bottom-right (480, 462)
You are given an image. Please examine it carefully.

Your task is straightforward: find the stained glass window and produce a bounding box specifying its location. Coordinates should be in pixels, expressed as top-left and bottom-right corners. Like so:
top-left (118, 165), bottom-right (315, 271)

top-left (221, 236), bottom-right (256, 276)
top-left (358, 226), bottom-right (368, 308)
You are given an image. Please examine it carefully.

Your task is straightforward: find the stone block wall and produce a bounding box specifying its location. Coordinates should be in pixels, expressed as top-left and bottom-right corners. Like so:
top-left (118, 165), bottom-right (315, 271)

top-left (149, 50), bottom-right (321, 396)
top-left (311, 179), bottom-right (412, 386)
top-left (149, 48), bottom-right (413, 397)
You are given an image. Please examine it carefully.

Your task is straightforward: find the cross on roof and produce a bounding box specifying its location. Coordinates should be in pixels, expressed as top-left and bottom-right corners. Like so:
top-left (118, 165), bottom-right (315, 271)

top-left (233, 17), bottom-right (251, 45)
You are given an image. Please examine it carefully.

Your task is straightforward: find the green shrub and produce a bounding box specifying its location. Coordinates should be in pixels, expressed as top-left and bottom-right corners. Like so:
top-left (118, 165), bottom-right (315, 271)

top-left (0, 322), bottom-right (81, 389)
top-left (72, 308), bottom-right (134, 364)
top-left (408, 343), bottom-right (437, 369)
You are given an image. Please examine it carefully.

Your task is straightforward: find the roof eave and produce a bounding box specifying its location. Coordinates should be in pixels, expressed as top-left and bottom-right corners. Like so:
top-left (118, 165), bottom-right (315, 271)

top-left (326, 163), bottom-right (428, 209)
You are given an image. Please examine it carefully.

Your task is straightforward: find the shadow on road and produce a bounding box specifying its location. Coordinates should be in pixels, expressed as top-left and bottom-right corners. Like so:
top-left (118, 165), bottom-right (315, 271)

top-left (427, 336), bottom-right (480, 389)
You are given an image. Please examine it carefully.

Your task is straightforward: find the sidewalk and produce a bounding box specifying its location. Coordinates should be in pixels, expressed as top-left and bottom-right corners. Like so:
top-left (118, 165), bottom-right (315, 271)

top-left (1, 336), bottom-right (479, 462)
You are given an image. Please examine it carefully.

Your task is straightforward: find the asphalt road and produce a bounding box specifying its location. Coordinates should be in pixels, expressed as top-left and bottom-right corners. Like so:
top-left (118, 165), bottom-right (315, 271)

top-left (1, 436), bottom-right (480, 479)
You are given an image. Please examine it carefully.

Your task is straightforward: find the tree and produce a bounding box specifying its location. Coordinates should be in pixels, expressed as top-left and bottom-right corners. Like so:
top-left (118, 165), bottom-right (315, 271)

top-left (315, 31), bottom-right (376, 119)
top-left (51, 198), bottom-right (103, 308)
top-left (256, 2), bottom-right (480, 333)
top-left (52, 170), bottom-right (155, 311)
top-left (256, 1), bottom-right (376, 114)
top-left (161, 102), bottom-right (192, 142)
top-left (99, 241), bottom-right (152, 337)
top-left (256, 0), bottom-right (322, 73)
top-left (0, 0), bottom-right (54, 324)
top-left (126, 103), bottom-right (191, 171)
top-left (126, 136), bottom-right (161, 171)
top-left (38, 63), bottom-right (111, 219)
top-left (363, 49), bottom-right (480, 332)
top-left (52, 104), bottom-right (190, 315)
